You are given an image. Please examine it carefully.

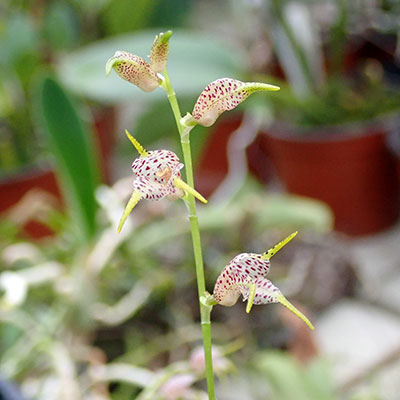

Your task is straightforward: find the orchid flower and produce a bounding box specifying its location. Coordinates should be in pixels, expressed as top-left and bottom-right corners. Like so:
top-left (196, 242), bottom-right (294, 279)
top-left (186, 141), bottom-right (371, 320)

top-left (212, 232), bottom-right (314, 330)
top-left (118, 130), bottom-right (207, 233)
top-left (182, 78), bottom-right (280, 128)
top-left (105, 31), bottom-right (172, 92)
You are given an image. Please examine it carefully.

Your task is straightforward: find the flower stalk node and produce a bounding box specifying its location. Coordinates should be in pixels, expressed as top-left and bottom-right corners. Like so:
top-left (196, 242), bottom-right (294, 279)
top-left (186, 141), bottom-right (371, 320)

top-left (200, 295), bottom-right (214, 324)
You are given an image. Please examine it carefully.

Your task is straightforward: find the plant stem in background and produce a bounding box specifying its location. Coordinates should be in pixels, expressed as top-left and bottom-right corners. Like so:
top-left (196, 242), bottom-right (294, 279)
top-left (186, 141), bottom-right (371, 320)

top-left (271, 0), bottom-right (314, 91)
top-left (330, 0), bottom-right (348, 76)
top-left (161, 69), bottom-right (216, 400)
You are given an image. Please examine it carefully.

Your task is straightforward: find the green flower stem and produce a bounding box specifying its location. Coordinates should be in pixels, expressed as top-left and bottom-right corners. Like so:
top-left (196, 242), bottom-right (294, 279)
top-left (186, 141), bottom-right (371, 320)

top-left (162, 70), bottom-right (216, 400)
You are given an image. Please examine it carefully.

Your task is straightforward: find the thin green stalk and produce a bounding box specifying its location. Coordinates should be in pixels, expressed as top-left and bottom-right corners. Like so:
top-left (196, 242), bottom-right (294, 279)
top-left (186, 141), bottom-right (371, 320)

top-left (161, 70), bottom-right (216, 400)
top-left (271, 0), bottom-right (314, 91)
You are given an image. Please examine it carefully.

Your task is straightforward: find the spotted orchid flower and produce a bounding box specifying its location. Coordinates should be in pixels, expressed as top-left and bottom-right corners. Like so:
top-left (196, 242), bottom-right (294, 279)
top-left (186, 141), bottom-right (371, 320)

top-left (106, 31), bottom-right (172, 92)
top-left (213, 232), bottom-right (314, 330)
top-left (118, 130), bottom-right (207, 233)
top-left (182, 78), bottom-right (280, 128)
top-left (149, 30), bottom-right (172, 73)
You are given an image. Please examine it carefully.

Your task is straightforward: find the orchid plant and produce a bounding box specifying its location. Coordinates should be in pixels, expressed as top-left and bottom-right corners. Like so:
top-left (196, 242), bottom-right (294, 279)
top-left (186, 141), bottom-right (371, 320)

top-left (106, 30), bottom-right (313, 399)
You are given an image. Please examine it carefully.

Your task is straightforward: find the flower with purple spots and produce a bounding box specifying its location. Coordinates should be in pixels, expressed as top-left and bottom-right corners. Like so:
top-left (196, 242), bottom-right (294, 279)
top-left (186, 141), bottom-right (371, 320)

top-left (183, 78), bottom-right (280, 127)
top-left (213, 232), bottom-right (314, 330)
top-left (118, 130), bottom-right (207, 233)
top-left (131, 148), bottom-right (185, 201)
top-left (105, 31), bottom-right (172, 92)
top-left (149, 30), bottom-right (172, 73)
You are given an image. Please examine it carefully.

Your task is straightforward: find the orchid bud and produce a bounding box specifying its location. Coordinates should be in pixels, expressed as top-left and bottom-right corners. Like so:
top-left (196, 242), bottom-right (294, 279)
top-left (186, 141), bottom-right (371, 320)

top-left (213, 232), bottom-right (314, 330)
top-left (106, 51), bottom-right (161, 92)
top-left (187, 78), bottom-right (280, 127)
top-left (117, 131), bottom-right (207, 233)
top-left (149, 30), bottom-right (172, 73)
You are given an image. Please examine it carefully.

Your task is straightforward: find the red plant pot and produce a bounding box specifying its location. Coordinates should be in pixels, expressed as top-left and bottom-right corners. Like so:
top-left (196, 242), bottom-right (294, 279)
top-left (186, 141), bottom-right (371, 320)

top-left (0, 107), bottom-right (116, 239)
top-left (195, 116), bottom-right (273, 197)
top-left (263, 123), bottom-right (400, 236)
top-left (387, 126), bottom-right (400, 186)
top-left (0, 166), bottom-right (62, 238)
top-left (195, 117), bottom-right (242, 197)
top-left (92, 106), bottom-right (116, 184)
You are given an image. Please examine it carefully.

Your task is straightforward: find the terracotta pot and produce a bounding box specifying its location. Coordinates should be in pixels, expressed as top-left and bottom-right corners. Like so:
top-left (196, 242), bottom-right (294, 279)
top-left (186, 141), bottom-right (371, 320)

top-left (195, 115), bottom-right (273, 197)
top-left (195, 117), bottom-right (242, 197)
top-left (92, 106), bottom-right (116, 184)
top-left (0, 165), bottom-right (61, 238)
top-left (247, 132), bottom-right (275, 185)
top-left (262, 122), bottom-right (400, 236)
top-left (387, 123), bottom-right (400, 184)
top-left (0, 107), bottom-right (116, 238)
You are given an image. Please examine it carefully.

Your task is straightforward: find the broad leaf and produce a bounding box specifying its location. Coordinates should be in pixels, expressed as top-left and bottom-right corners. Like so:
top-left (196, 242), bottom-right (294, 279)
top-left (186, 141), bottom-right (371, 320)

top-left (40, 78), bottom-right (99, 240)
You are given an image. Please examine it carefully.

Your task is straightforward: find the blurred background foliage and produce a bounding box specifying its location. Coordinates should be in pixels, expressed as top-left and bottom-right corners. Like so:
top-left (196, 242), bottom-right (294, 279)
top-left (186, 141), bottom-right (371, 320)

top-left (1, 1), bottom-right (400, 399)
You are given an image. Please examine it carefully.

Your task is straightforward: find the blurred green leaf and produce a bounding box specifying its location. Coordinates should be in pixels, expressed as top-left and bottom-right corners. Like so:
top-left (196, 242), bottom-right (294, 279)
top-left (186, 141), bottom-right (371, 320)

top-left (256, 351), bottom-right (336, 400)
top-left (267, 76), bottom-right (400, 129)
top-left (102, 0), bottom-right (157, 35)
top-left (40, 78), bottom-right (99, 240)
top-left (252, 193), bottom-right (334, 232)
top-left (149, 0), bottom-right (193, 28)
top-left (71, 0), bottom-right (111, 13)
top-left (42, 1), bottom-right (80, 50)
top-left (0, 13), bottom-right (38, 68)
top-left (132, 97), bottom-right (209, 163)
top-left (57, 29), bottom-right (246, 104)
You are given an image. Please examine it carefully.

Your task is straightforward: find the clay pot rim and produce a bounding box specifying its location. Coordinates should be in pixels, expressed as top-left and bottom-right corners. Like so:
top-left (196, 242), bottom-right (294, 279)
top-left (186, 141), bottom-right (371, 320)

top-left (262, 114), bottom-right (398, 143)
top-left (0, 160), bottom-right (54, 185)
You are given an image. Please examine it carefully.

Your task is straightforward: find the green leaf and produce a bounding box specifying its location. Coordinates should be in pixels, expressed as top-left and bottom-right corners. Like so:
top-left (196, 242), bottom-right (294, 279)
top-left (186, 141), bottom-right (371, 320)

top-left (42, 1), bottom-right (80, 51)
top-left (40, 77), bottom-right (99, 240)
top-left (253, 193), bottom-right (334, 232)
top-left (256, 351), bottom-right (336, 400)
top-left (132, 97), bottom-right (209, 163)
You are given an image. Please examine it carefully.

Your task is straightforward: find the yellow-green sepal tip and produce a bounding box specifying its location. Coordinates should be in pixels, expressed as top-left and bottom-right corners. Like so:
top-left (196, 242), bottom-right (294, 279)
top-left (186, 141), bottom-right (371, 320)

top-left (125, 130), bottom-right (149, 157)
top-left (117, 190), bottom-right (142, 233)
top-left (262, 231), bottom-right (298, 260)
top-left (174, 177), bottom-right (208, 204)
top-left (105, 56), bottom-right (117, 76)
top-left (277, 293), bottom-right (315, 330)
top-left (158, 30), bottom-right (173, 43)
top-left (259, 83), bottom-right (280, 91)
top-left (246, 283), bottom-right (257, 314)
